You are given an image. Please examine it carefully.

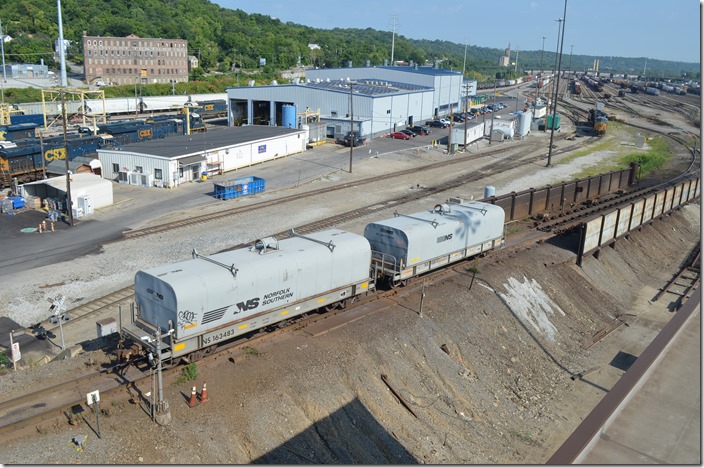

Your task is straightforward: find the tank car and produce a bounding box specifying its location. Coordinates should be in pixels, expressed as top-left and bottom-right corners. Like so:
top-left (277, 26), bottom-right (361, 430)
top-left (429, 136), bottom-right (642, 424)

top-left (364, 200), bottom-right (505, 288)
top-left (121, 229), bottom-right (373, 363)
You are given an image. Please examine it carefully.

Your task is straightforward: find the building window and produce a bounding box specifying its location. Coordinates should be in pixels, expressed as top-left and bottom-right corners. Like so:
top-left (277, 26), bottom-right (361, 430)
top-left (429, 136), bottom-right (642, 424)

top-left (112, 163), bottom-right (119, 173)
top-left (135, 166), bottom-right (143, 173)
top-left (154, 168), bottom-right (162, 179)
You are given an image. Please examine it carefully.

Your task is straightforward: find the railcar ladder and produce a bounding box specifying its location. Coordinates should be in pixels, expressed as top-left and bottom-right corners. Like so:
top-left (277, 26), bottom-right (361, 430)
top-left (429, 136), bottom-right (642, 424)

top-left (0, 169), bottom-right (11, 189)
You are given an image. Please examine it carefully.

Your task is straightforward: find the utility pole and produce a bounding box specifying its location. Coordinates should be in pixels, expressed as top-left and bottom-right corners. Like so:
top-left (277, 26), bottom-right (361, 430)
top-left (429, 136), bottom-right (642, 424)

top-left (568, 44), bottom-right (574, 75)
top-left (348, 82), bottom-right (354, 173)
top-left (463, 82), bottom-right (470, 150)
top-left (489, 81), bottom-right (496, 145)
top-left (514, 49), bottom-right (519, 74)
top-left (448, 104), bottom-right (453, 153)
top-left (61, 90), bottom-right (74, 226)
top-left (547, 0), bottom-right (568, 167)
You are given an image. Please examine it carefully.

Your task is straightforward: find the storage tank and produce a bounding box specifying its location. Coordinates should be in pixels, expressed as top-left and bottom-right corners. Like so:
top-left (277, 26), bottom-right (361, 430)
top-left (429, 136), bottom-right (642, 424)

top-left (282, 105), bottom-right (297, 129)
top-left (517, 110), bottom-right (532, 136)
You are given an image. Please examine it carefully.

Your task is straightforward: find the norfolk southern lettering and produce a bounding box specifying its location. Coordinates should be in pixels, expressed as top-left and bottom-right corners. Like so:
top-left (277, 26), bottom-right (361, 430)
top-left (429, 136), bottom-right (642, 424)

top-left (235, 288), bottom-right (294, 313)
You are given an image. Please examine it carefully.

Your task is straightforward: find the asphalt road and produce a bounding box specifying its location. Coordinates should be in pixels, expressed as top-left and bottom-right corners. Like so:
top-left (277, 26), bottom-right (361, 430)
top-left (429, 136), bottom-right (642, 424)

top-left (0, 127), bottom-right (450, 278)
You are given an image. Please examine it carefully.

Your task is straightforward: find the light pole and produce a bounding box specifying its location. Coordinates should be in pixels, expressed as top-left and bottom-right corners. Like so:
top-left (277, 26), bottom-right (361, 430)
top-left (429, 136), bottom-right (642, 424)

top-left (540, 36), bottom-right (546, 76)
top-left (552, 18), bottom-right (563, 78)
top-left (568, 44), bottom-right (574, 76)
top-left (0, 19), bottom-right (6, 83)
top-left (536, 36), bottom-right (546, 105)
top-left (547, 0), bottom-right (568, 167)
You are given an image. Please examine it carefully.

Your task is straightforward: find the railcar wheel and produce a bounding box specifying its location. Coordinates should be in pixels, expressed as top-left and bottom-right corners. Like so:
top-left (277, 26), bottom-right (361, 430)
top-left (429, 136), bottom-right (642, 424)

top-left (389, 277), bottom-right (408, 289)
top-left (324, 302), bottom-right (339, 312)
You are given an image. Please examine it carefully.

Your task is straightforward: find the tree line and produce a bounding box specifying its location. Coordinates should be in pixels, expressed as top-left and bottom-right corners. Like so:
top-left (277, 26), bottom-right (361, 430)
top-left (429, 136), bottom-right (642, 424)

top-left (0, 0), bottom-right (698, 88)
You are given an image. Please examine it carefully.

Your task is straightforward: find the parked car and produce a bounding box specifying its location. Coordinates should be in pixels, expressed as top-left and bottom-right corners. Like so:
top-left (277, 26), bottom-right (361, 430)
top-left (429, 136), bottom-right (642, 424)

top-left (400, 129), bottom-right (417, 138)
top-left (389, 131), bottom-right (411, 140)
top-left (410, 125), bottom-right (430, 135)
top-left (426, 120), bottom-right (448, 128)
top-left (336, 131), bottom-right (366, 147)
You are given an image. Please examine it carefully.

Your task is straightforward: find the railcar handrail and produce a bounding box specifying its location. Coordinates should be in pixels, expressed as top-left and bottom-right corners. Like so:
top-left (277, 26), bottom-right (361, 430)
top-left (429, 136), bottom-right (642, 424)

top-left (393, 210), bottom-right (439, 228)
top-left (191, 248), bottom-right (238, 277)
top-left (289, 229), bottom-right (335, 252)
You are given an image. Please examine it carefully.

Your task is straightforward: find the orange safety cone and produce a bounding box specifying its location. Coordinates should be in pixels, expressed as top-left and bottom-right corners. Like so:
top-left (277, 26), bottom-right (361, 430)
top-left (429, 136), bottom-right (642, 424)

top-left (188, 385), bottom-right (198, 407)
top-left (200, 382), bottom-right (209, 403)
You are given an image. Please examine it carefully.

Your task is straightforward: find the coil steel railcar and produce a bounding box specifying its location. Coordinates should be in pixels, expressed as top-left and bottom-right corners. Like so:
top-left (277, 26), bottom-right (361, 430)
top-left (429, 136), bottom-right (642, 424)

top-left (121, 200), bottom-right (507, 364)
top-left (365, 200), bottom-right (505, 288)
top-left (122, 229), bottom-right (373, 362)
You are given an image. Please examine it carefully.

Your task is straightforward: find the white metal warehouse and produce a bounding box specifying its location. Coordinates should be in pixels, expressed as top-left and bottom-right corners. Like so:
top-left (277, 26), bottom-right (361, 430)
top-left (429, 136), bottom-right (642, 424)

top-left (226, 65), bottom-right (462, 140)
top-left (96, 126), bottom-right (306, 188)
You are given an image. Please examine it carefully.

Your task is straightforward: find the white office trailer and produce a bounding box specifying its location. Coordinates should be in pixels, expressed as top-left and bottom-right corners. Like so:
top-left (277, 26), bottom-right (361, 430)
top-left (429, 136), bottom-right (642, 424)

top-left (97, 126), bottom-right (306, 188)
top-left (451, 122), bottom-right (485, 147)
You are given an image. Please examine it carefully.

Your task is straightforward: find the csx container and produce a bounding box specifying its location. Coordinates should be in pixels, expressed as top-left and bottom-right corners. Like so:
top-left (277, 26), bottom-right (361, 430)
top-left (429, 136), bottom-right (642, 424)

top-left (365, 200), bottom-right (505, 285)
top-left (125, 229), bottom-right (372, 360)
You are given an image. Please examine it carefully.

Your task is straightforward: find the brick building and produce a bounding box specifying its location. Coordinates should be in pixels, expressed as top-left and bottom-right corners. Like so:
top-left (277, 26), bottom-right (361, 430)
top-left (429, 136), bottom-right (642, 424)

top-left (82, 32), bottom-right (188, 86)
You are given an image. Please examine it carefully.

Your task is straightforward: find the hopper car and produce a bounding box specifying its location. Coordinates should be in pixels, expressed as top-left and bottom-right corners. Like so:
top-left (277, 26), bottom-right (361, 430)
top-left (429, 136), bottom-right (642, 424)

top-left (120, 200), bottom-right (506, 364)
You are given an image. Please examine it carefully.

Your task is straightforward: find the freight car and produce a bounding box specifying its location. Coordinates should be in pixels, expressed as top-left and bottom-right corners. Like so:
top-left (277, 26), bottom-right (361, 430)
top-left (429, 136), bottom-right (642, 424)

top-left (573, 81), bottom-right (582, 94)
top-left (120, 199), bottom-right (506, 364)
top-left (645, 87), bottom-right (660, 96)
top-left (122, 229), bottom-right (374, 362)
top-left (365, 201), bottom-right (505, 288)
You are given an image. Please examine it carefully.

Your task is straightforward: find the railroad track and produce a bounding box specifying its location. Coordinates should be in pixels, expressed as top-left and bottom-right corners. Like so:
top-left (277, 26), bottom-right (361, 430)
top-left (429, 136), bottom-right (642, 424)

top-left (117, 130), bottom-right (596, 242)
top-left (1, 97), bottom-right (698, 442)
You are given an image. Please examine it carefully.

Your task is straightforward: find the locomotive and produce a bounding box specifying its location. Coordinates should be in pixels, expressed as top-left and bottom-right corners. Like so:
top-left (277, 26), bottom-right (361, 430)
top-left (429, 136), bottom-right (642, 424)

top-left (0, 113), bottom-right (205, 187)
top-left (0, 133), bottom-right (112, 185)
top-left (588, 108), bottom-right (608, 136)
top-left (121, 200), bottom-right (506, 364)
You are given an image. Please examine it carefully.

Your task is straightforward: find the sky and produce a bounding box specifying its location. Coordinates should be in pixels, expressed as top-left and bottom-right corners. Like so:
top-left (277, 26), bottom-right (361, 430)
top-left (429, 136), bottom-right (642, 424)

top-left (213, 0), bottom-right (702, 64)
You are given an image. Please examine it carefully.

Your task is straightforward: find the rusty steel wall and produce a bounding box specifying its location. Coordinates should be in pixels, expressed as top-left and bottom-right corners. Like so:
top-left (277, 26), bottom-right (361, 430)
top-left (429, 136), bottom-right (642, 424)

top-left (576, 176), bottom-right (700, 266)
top-left (481, 165), bottom-right (638, 222)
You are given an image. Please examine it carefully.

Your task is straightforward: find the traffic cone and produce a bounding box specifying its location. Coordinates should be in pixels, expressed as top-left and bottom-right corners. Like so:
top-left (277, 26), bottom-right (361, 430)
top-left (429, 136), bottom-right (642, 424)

top-left (200, 383), bottom-right (209, 403)
top-left (187, 385), bottom-right (198, 407)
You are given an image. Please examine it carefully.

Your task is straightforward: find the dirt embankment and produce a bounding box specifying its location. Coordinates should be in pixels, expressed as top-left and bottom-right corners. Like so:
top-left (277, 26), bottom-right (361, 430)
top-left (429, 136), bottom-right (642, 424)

top-left (0, 202), bottom-right (698, 464)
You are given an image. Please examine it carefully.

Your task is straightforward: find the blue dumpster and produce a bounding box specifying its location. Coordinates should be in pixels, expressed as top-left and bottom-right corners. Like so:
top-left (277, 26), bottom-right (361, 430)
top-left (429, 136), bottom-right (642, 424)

top-left (213, 176), bottom-right (265, 200)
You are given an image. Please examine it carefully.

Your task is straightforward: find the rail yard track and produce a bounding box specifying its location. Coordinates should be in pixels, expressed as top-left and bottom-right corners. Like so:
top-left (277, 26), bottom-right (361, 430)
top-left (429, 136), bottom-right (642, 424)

top-left (0, 83), bottom-right (699, 450)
